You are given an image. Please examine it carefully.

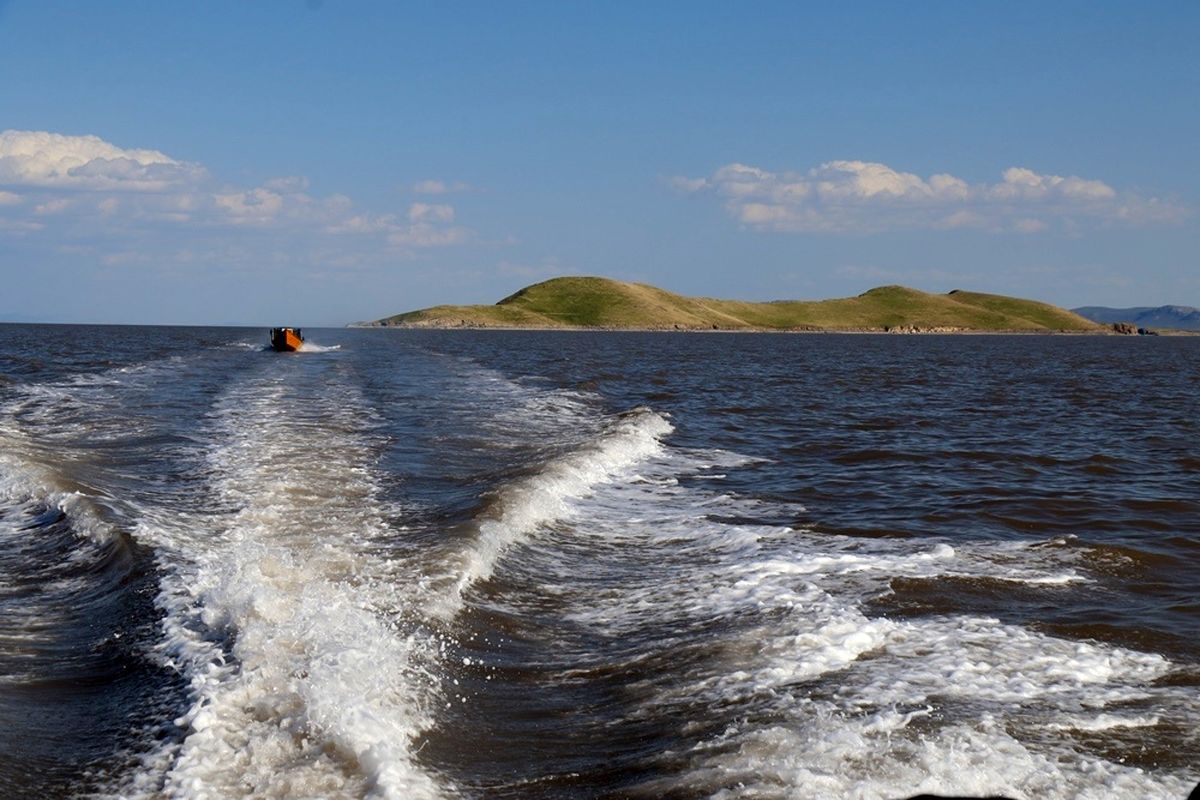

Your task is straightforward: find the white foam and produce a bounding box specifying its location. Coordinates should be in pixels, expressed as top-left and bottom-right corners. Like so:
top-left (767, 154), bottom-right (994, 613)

top-left (0, 354), bottom-right (192, 450)
top-left (503, 444), bottom-right (1198, 799)
top-left (123, 377), bottom-right (449, 799)
top-left (1046, 713), bottom-right (1162, 732)
top-left (11, 341), bottom-right (1193, 797)
top-left (440, 407), bottom-right (673, 617)
top-left (651, 714), bottom-right (1196, 800)
top-left (108, 351), bottom-right (670, 798)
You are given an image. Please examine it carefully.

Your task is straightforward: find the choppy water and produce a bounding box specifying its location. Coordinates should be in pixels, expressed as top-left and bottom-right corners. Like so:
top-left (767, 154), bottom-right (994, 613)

top-left (0, 323), bottom-right (1197, 800)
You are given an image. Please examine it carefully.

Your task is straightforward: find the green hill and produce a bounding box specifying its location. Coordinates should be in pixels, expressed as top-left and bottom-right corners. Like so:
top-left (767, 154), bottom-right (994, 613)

top-left (369, 277), bottom-right (1103, 333)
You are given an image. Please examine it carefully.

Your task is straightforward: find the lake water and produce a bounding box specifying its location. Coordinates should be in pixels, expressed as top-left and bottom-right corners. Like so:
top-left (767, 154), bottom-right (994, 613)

top-left (1, 324), bottom-right (1197, 799)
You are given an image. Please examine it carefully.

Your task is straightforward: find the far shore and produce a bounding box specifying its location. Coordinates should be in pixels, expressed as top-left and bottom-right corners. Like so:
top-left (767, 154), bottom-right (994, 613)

top-left (362, 277), bottom-right (1198, 336)
top-left (349, 322), bottom-right (1195, 336)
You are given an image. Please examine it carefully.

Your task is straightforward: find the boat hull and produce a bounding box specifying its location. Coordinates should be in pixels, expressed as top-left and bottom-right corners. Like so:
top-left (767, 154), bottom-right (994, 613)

top-left (270, 328), bottom-right (304, 352)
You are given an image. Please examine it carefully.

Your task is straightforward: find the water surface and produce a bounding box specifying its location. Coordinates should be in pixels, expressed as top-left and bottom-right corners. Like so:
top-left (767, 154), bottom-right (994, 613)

top-left (0, 324), bottom-right (1197, 798)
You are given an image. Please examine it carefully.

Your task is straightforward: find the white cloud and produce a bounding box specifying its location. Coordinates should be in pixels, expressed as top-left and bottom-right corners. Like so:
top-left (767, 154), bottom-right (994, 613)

top-left (676, 159), bottom-right (1183, 234)
top-left (0, 133), bottom-right (479, 286)
top-left (1013, 217), bottom-right (1049, 234)
top-left (387, 223), bottom-right (469, 248)
top-left (325, 213), bottom-right (398, 235)
top-left (991, 167), bottom-right (1116, 200)
top-left (0, 130), bottom-right (205, 190)
top-left (412, 179), bottom-right (471, 195)
top-left (934, 210), bottom-right (985, 230)
top-left (814, 160), bottom-right (933, 199)
top-left (408, 202), bottom-right (454, 223)
top-left (214, 187), bottom-right (285, 224)
top-left (0, 130), bottom-right (475, 252)
top-left (322, 203), bottom-right (466, 248)
top-left (0, 217), bottom-right (43, 232)
top-left (34, 197), bottom-right (71, 215)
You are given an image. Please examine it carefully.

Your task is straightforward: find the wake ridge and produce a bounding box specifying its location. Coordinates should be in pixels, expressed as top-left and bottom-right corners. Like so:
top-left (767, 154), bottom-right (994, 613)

top-left (436, 406), bottom-right (673, 620)
top-left (124, 374), bottom-right (448, 800)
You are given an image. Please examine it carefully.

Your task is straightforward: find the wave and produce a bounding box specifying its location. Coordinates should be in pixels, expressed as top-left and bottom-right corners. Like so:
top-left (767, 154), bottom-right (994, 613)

top-left (11, 329), bottom-right (1192, 798)
top-left (0, 432), bottom-right (183, 797)
top-left (85, 344), bottom-right (671, 798)
top-left (120, 375), bottom-right (447, 800)
top-left (0, 422), bottom-right (117, 545)
top-left (438, 406), bottom-right (672, 618)
top-left (450, 437), bottom-right (1200, 799)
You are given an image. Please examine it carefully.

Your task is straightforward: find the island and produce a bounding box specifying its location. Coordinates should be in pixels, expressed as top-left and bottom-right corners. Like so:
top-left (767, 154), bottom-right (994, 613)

top-left (359, 276), bottom-right (1109, 333)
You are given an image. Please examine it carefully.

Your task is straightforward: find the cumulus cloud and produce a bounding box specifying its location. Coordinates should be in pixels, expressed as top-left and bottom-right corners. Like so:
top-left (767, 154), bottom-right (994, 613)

top-left (674, 159), bottom-right (1183, 234)
top-left (0, 129), bottom-right (474, 251)
top-left (0, 130), bottom-right (206, 190)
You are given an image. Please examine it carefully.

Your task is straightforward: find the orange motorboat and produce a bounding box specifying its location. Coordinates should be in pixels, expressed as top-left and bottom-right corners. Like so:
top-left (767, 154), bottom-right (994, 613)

top-left (269, 327), bottom-right (305, 352)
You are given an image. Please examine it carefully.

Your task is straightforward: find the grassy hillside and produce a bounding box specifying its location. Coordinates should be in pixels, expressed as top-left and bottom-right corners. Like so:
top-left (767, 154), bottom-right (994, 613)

top-left (945, 289), bottom-right (1100, 330)
top-left (371, 277), bottom-right (1103, 332)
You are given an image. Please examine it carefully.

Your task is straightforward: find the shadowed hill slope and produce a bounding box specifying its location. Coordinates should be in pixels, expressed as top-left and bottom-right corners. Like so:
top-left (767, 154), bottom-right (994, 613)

top-left (369, 277), bottom-right (1103, 332)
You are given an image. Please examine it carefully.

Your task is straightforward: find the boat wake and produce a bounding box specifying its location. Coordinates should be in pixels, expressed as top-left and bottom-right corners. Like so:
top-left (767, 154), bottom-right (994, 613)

top-left (429, 438), bottom-right (1200, 799)
top-left (438, 406), bottom-right (672, 619)
top-left (120, 374), bottom-right (447, 800)
top-left (4, 327), bottom-right (1195, 799)
top-left (113, 354), bottom-right (674, 799)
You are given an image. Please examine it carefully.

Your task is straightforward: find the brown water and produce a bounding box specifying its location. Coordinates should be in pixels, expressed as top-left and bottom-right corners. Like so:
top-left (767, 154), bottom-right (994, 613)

top-left (0, 324), bottom-right (1197, 798)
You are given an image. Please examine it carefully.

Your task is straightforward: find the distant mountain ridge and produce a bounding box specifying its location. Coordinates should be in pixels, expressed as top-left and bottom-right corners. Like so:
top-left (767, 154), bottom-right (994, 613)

top-left (1072, 305), bottom-right (1200, 331)
top-left (365, 276), bottom-right (1103, 332)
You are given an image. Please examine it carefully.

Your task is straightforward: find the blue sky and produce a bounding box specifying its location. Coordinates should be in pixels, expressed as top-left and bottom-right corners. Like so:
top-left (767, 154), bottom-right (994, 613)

top-left (0, 1), bottom-right (1196, 325)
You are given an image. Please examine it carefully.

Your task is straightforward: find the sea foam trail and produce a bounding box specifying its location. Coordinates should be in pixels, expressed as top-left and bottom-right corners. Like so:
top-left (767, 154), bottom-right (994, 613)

top-left (437, 407), bottom-right (673, 620)
top-left (128, 375), bottom-right (448, 800)
top-left (116, 349), bottom-right (668, 798)
top-left (472, 442), bottom-right (1199, 799)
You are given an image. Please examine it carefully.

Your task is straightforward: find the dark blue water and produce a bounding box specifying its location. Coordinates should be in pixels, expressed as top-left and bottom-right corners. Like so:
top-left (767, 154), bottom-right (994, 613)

top-left (1, 324), bottom-right (1197, 799)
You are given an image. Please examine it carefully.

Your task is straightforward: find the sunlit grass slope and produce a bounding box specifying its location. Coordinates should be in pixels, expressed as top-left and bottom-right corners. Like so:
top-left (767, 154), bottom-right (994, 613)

top-left (374, 277), bottom-right (1103, 332)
